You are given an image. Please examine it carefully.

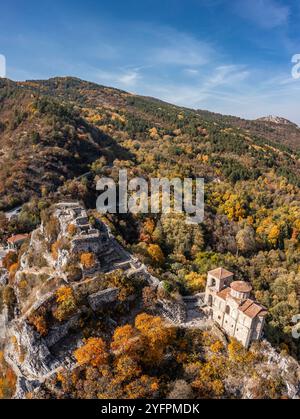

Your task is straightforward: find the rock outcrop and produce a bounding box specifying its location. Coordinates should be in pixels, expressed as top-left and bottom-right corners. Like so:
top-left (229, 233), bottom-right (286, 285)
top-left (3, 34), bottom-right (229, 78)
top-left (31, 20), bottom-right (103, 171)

top-left (157, 297), bottom-right (187, 324)
top-left (0, 268), bottom-right (8, 286)
top-left (5, 321), bottom-right (59, 380)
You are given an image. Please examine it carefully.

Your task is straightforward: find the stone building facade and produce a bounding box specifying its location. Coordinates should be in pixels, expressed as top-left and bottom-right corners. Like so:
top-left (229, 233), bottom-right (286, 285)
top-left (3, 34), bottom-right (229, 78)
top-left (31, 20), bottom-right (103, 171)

top-left (204, 267), bottom-right (267, 348)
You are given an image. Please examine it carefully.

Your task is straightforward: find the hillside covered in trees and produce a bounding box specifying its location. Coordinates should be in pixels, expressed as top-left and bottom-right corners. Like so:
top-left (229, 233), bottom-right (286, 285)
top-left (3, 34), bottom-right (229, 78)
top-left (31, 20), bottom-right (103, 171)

top-left (1, 77), bottom-right (300, 399)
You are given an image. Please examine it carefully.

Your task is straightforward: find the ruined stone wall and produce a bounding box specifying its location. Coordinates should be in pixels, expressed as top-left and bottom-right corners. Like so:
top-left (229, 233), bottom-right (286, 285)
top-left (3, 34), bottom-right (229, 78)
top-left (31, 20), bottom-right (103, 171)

top-left (88, 288), bottom-right (119, 311)
top-left (71, 236), bottom-right (103, 254)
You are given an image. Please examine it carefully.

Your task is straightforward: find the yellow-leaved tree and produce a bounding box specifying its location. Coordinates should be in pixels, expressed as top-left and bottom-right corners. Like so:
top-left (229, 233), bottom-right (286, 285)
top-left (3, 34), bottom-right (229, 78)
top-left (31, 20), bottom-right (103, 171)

top-left (147, 244), bottom-right (165, 266)
top-left (135, 313), bottom-right (175, 363)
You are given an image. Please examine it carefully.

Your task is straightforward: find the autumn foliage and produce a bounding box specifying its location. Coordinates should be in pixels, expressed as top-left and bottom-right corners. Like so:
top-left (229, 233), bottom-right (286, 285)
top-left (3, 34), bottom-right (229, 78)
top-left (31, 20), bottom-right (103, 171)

top-left (80, 252), bottom-right (96, 269)
top-left (2, 251), bottom-right (18, 270)
top-left (28, 312), bottom-right (48, 336)
top-left (64, 313), bottom-right (177, 398)
top-left (134, 313), bottom-right (175, 363)
top-left (53, 286), bottom-right (77, 322)
top-left (0, 351), bottom-right (16, 399)
top-left (51, 240), bottom-right (61, 260)
top-left (147, 244), bottom-right (165, 266)
top-left (74, 337), bottom-right (108, 369)
top-left (111, 325), bottom-right (138, 356)
top-left (67, 223), bottom-right (77, 236)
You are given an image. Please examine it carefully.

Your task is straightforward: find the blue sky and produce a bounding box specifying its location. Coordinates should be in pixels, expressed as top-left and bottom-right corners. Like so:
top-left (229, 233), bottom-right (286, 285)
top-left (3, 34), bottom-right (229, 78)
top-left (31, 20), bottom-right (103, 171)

top-left (1, 0), bottom-right (300, 123)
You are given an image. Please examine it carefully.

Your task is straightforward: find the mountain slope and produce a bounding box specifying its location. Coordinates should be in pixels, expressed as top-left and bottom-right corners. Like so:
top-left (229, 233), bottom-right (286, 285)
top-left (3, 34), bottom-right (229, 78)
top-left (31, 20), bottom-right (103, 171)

top-left (1, 77), bottom-right (299, 210)
top-left (0, 79), bottom-right (133, 210)
top-left (196, 108), bottom-right (300, 151)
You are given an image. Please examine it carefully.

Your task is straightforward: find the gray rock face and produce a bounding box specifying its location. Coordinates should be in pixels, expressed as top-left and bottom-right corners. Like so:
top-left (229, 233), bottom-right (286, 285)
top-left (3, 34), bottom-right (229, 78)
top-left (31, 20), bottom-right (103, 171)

top-left (0, 306), bottom-right (8, 341)
top-left (6, 321), bottom-right (59, 380)
top-left (55, 248), bottom-right (70, 274)
top-left (88, 288), bottom-right (119, 311)
top-left (13, 377), bottom-right (41, 400)
top-left (158, 298), bottom-right (186, 324)
top-left (0, 268), bottom-right (8, 286)
top-left (44, 314), bottom-right (81, 348)
top-left (257, 115), bottom-right (298, 127)
top-left (260, 340), bottom-right (300, 399)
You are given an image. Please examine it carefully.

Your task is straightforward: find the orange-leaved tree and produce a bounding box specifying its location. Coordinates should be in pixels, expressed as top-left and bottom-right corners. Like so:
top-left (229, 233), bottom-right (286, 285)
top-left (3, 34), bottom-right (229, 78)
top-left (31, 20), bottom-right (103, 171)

top-left (135, 313), bottom-right (175, 363)
top-left (113, 355), bottom-right (142, 384)
top-left (147, 244), bottom-right (165, 266)
top-left (74, 337), bottom-right (108, 369)
top-left (80, 252), bottom-right (96, 269)
top-left (111, 325), bottom-right (139, 357)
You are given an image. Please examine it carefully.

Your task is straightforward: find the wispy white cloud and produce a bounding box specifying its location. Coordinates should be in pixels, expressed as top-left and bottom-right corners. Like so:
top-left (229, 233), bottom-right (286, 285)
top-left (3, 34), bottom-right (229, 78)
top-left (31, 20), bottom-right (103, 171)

top-left (128, 61), bottom-right (300, 125)
top-left (150, 29), bottom-right (213, 66)
top-left (132, 64), bottom-right (251, 108)
top-left (92, 67), bottom-right (142, 89)
top-left (117, 69), bottom-right (141, 87)
top-left (85, 23), bottom-right (300, 124)
top-left (233, 0), bottom-right (290, 29)
top-left (184, 68), bottom-right (200, 76)
top-left (204, 65), bottom-right (250, 89)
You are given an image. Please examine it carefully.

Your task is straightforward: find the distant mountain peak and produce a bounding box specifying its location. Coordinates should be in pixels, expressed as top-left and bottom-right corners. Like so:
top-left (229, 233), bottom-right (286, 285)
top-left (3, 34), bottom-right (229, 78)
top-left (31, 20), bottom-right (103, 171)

top-left (257, 115), bottom-right (298, 127)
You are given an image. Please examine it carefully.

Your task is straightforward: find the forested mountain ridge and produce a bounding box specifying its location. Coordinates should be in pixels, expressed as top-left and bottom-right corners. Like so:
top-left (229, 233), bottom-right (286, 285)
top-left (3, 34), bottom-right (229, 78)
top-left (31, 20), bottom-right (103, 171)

top-left (196, 108), bottom-right (300, 151)
top-left (1, 76), bottom-right (300, 212)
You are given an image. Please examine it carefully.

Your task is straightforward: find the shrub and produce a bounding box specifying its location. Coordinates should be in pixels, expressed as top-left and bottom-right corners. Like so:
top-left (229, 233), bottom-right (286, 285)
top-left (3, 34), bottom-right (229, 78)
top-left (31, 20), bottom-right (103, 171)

top-left (0, 351), bottom-right (16, 399)
top-left (3, 286), bottom-right (16, 316)
top-left (80, 252), bottom-right (96, 269)
top-left (43, 215), bottom-right (59, 244)
top-left (8, 263), bottom-right (19, 282)
top-left (67, 224), bottom-right (77, 236)
top-left (51, 240), bottom-right (62, 260)
top-left (53, 286), bottom-right (77, 322)
top-left (28, 312), bottom-right (48, 336)
top-left (65, 264), bottom-right (82, 282)
top-left (2, 252), bottom-right (17, 271)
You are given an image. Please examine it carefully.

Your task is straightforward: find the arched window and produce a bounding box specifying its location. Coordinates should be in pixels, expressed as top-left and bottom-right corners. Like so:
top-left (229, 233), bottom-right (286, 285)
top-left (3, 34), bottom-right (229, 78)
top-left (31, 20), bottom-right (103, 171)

top-left (208, 295), bottom-right (213, 307)
top-left (225, 305), bottom-right (230, 315)
top-left (208, 277), bottom-right (216, 288)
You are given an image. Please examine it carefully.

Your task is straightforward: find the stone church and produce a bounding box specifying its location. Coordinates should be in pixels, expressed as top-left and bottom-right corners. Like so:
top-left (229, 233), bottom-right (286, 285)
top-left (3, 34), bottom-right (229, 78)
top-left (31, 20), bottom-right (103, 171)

top-left (204, 267), bottom-right (267, 348)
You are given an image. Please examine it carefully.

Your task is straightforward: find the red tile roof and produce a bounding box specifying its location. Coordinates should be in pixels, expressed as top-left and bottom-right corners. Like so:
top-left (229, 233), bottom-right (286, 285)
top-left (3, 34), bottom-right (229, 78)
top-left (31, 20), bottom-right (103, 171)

top-left (239, 299), bottom-right (267, 319)
top-left (216, 287), bottom-right (231, 300)
top-left (208, 267), bottom-right (233, 280)
top-left (230, 281), bottom-right (252, 293)
top-left (238, 299), bottom-right (253, 312)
